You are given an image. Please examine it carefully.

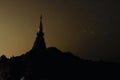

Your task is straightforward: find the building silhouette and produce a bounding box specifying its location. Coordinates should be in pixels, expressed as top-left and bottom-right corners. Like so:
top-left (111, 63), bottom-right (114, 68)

top-left (32, 16), bottom-right (46, 52)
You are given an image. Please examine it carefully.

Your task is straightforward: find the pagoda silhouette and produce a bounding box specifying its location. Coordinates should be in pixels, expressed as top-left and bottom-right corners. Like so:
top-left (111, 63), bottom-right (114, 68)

top-left (25, 16), bottom-right (47, 59)
top-left (32, 16), bottom-right (46, 52)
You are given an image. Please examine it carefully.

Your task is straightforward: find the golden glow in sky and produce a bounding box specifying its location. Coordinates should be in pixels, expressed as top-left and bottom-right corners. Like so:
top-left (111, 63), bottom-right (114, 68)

top-left (0, 0), bottom-right (93, 58)
top-left (0, 0), bottom-right (120, 62)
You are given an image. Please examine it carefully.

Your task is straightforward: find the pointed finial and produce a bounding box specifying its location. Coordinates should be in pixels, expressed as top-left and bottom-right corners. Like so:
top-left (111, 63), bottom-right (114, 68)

top-left (40, 15), bottom-right (42, 21)
top-left (39, 15), bottom-right (43, 32)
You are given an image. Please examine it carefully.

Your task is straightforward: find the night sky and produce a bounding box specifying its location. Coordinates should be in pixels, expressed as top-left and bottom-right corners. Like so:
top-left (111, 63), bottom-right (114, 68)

top-left (0, 0), bottom-right (119, 62)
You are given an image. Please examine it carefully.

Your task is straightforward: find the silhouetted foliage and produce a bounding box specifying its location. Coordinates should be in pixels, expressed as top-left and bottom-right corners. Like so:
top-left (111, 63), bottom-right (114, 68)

top-left (0, 47), bottom-right (119, 80)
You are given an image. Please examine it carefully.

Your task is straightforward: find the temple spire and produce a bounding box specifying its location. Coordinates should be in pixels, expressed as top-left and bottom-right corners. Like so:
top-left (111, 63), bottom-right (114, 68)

top-left (39, 15), bottom-right (43, 32)
top-left (32, 16), bottom-right (46, 51)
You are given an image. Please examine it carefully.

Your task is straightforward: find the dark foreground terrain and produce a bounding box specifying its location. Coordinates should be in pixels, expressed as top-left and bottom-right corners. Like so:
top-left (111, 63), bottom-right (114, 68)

top-left (0, 47), bottom-right (120, 80)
